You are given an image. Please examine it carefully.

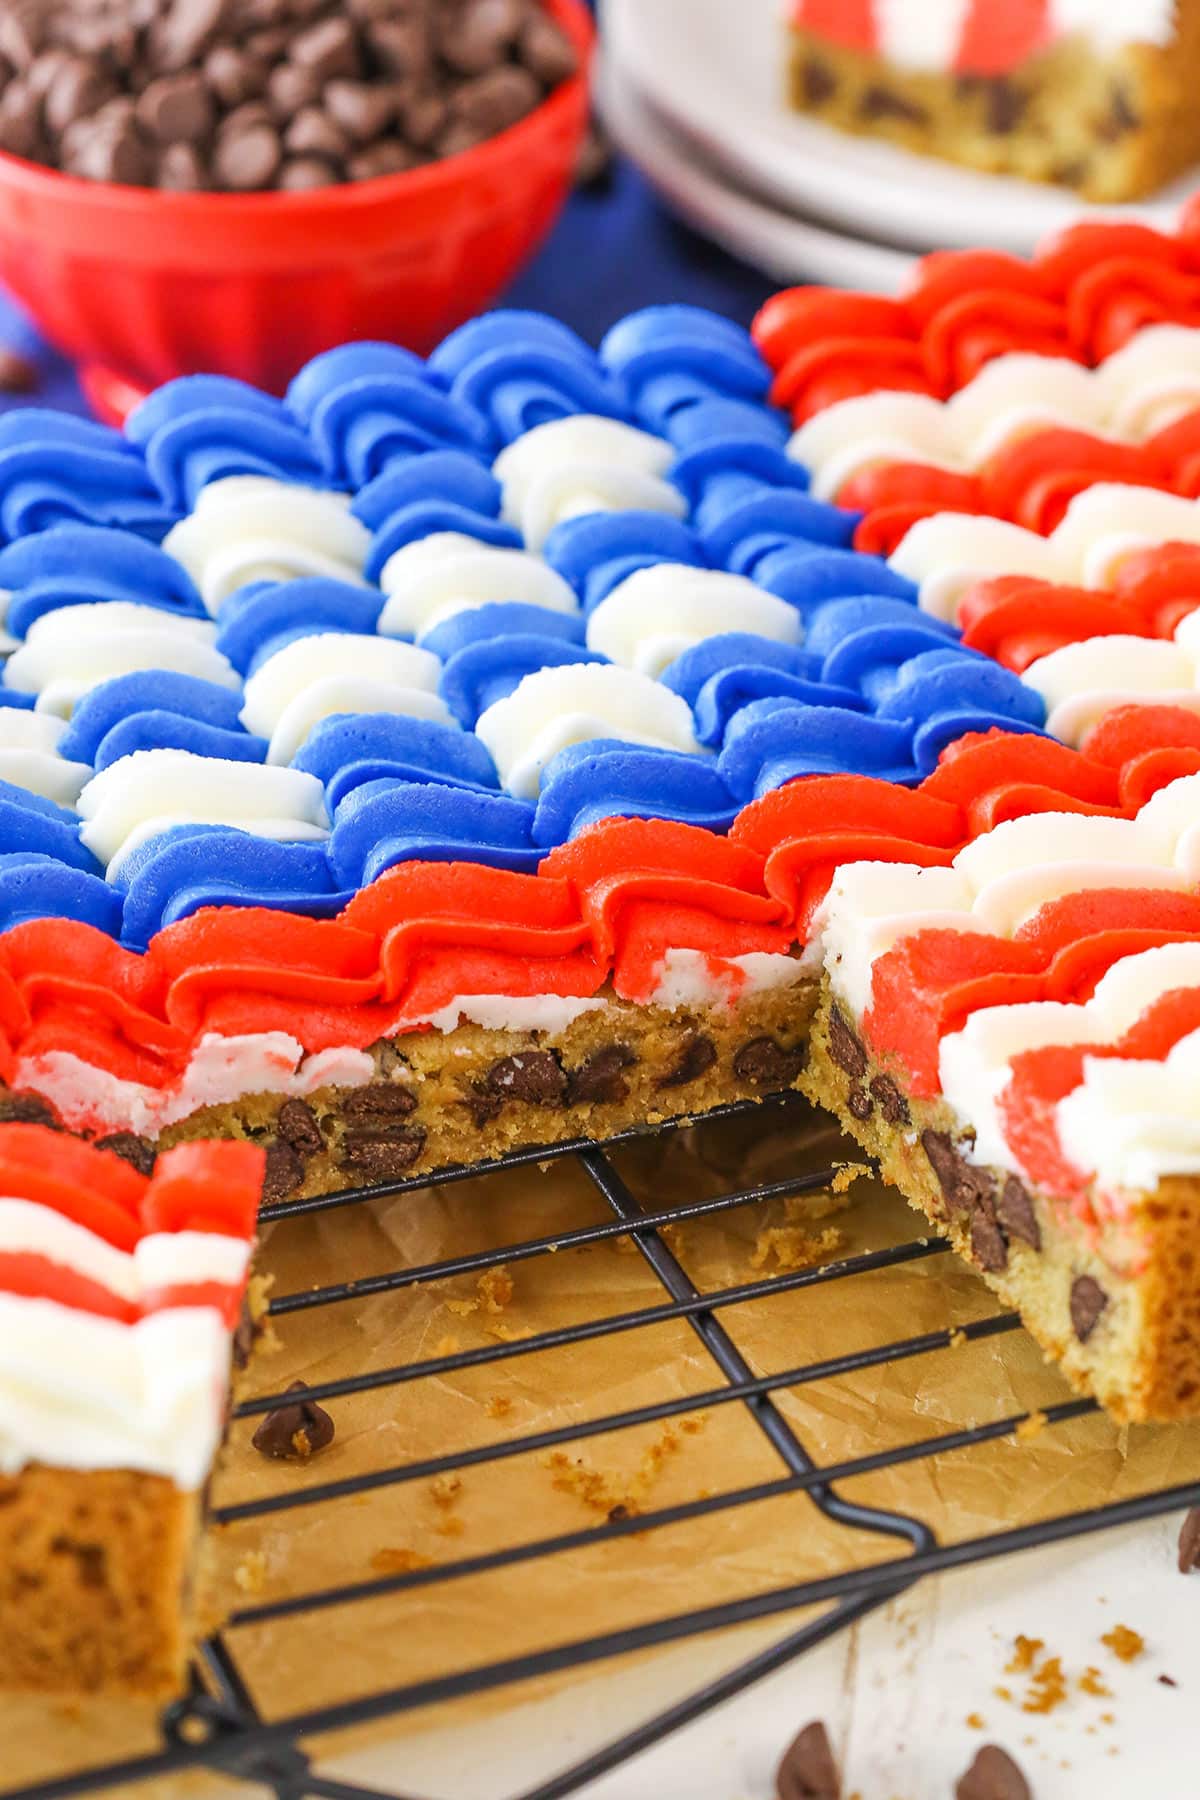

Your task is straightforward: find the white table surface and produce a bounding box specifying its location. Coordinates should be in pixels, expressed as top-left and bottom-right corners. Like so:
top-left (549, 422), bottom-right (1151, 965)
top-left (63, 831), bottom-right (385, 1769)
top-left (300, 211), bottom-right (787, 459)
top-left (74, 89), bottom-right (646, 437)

top-left (322, 1511), bottom-right (1196, 1799)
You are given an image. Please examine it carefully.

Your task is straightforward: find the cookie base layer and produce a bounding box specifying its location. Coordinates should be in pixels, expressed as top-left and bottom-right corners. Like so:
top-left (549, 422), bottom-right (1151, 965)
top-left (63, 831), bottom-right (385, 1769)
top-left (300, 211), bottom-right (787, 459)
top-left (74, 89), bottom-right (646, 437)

top-left (149, 983), bottom-right (819, 1203)
top-left (786, 26), bottom-right (1200, 202)
top-left (800, 987), bottom-right (1200, 1423)
top-left (0, 1465), bottom-right (202, 1697)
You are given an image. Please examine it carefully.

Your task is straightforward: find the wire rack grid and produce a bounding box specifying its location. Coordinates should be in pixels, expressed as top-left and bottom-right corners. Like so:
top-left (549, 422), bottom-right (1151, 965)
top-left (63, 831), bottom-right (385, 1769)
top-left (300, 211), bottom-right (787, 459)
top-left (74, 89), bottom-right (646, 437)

top-left (11, 1093), bottom-right (1200, 1800)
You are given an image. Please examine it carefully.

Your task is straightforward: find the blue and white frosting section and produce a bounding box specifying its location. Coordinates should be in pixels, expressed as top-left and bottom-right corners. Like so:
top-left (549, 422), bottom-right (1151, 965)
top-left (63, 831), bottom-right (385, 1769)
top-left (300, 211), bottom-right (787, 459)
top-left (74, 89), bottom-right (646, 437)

top-left (0, 307), bottom-right (1047, 949)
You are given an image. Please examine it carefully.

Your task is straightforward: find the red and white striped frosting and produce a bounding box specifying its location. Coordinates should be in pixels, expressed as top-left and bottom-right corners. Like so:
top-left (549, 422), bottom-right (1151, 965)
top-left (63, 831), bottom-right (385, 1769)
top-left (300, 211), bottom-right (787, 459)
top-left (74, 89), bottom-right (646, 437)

top-left (791, 1), bottom-right (1176, 77)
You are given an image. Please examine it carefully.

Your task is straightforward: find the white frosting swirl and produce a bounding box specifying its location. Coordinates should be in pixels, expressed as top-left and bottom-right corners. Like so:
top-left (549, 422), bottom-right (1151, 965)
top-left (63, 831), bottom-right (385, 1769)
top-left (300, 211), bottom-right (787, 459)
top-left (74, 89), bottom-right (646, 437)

top-left (475, 661), bottom-right (702, 798)
top-left (238, 631), bottom-right (449, 765)
top-left (77, 748), bottom-right (329, 878)
top-left (375, 532), bottom-right (579, 640)
top-left (163, 476), bottom-right (371, 616)
top-left (3, 602), bottom-right (235, 718)
top-left (493, 416), bottom-right (685, 551)
top-left (1056, 1027), bottom-right (1200, 1194)
top-left (0, 709), bottom-right (90, 805)
top-left (585, 566), bottom-right (801, 678)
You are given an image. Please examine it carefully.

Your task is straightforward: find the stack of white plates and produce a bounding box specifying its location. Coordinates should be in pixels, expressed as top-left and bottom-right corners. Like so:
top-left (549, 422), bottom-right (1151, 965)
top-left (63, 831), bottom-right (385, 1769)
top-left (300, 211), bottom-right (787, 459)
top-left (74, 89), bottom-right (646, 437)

top-left (599, 0), bottom-right (1196, 292)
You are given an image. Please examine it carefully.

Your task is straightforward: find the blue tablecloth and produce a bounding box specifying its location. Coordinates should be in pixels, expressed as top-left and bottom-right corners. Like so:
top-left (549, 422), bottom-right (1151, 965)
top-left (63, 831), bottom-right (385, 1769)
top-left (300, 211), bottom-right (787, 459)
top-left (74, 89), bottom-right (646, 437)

top-left (0, 154), bottom-right (779, 421)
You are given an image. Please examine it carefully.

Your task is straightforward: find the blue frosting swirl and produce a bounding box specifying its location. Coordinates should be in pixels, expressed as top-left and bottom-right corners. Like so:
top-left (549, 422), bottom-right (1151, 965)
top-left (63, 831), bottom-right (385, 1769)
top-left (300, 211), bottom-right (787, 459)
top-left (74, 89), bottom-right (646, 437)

top-left (215, 577), bottom-right (384, 674)
top-left (542, 511), bottom-right (709, 614)
top-left (329, 779), bottom-right (540, 886)
top-left (288, 342), bottom-right (493, 487)
top-left (292, 711), bottom-right (499, 810)
top-left (0, 853), bottom-right (122, 936)
top-left (600, 306), bottom-right (772, 434)
top-left (117, 826), bottom-right (344, 950)
top-left (0, 524), bottom-right (206, 638)
top-left (125, 376), bottom-right (326, 510)
top-left (429, 311), bottom-right (627, 443)
top-left (533, 740), bottom-right (739, 842)
top-left (0, 413), bottom-right (176, 542)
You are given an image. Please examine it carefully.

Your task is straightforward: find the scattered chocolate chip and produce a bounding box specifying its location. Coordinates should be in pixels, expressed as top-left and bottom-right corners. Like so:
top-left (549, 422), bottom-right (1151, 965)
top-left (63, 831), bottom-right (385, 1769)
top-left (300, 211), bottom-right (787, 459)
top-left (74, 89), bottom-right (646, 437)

top-left (566, 1043), bottom-right (636, 1107)
top-left (996, 1174), bottom-right (1041, 1250)
top-left (263, 1139), bottom-right (305, 1203)
top-left (921, 1130), bottom-right (995, 1217)
top-left (859, 85), bottom-right (928, 126)
top-left (868, 1072), bottom-right (909, 1125)
top-left (1159, 1672), bottom-right (1179, 1686)
top-left (826, 1007), bottom-right (868, 1080)
top-left (0, 1089), bottom-right (58, 1127)
top-left (606, 1502), bottom-right (631, 1524)
top-left (339, 1123), bottom-right (427, 1181)
top-left (846, 1084), bottom-right (874, 1122)
top-left (732, 1035), bottom-right (807, 1088)
top-left (970, 1201), bottom-right (1008, 1273)
top-left (276, 1096), bottom-right (324, 1157)
top-left (481, 1050), bottom-right (566, 1106)
top-left (1178, 1507), bottom-right (1200, 1573)
top-left (232, 1297), bottom-right (256, 1370)
top-left (955, 1744), bottom-right (1031, 1800)
top-left (1070, 1274), bottom-right (1108, 1344)
top-left (1100, 84), bottom-right (1139, 142)
top-left (95, 1130), bottom-right (156, 1176)
top-left (983, 77), bottom-right (1027, 135)
top-left (776, 1719), bottom-right (840, 1799)
top-left (800, 57), bottom-right (836, 107)
top-left (251, 1379), bottom-right (335, 1461)
top-left (0, 347), bottom-right (37, 394)
top-left (341, 1082), bottom-right (417, 1122)
top-left (656, 1032), bottom-right (717, 1090)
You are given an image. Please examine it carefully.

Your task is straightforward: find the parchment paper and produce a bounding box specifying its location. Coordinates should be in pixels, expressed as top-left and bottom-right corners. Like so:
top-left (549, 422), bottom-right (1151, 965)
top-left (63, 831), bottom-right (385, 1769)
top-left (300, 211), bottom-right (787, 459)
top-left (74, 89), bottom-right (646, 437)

top-left (10, 1101), bottom-right (1200, 1794)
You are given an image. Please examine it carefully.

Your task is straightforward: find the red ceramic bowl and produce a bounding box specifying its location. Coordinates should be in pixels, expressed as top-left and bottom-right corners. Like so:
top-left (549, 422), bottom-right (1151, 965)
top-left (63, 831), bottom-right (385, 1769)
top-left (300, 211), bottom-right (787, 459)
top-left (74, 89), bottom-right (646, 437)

top-left (0, 0), bottom-right (593, 421)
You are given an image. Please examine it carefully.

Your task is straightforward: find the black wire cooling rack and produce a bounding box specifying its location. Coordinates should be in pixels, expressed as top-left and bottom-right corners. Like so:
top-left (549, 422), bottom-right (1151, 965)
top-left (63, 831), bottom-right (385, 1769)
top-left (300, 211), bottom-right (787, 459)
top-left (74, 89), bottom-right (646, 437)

top-left (13, 1092), bottom-right (1200, 1800)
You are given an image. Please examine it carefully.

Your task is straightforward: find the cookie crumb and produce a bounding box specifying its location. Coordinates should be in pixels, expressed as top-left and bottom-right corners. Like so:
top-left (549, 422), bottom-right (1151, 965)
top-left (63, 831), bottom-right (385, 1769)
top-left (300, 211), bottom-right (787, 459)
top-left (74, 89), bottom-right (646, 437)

top-left (752, 1222), bottom-right (841, 1273)
top-left (965, 1711), bottom-right (986, 1729)
top-left (1005, 1636), bottom-right (1044, 1673)
top-left (477, 1264), bottom-right (514, 1314)
top-left (485, 1394), bottom-right (513, 1418)
top-left (433, 1334), bottom-right (460, 1357)
top-left (1079, 1667), bottom-right (1111, 1697)
top-left (1015, 1410), bottom-right (1047, 1441)
top-left (233, 1550), bottom-right (267, 1595)
top-left (1101, 1625), bottom-right (1145, 1663)
top-left (370, 1547), bottom-right (433, 1575)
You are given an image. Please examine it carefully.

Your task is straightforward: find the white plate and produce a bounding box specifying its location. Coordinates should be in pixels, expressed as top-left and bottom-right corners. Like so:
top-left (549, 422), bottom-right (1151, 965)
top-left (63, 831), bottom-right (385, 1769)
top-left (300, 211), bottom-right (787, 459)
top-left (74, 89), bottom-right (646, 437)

top-left (598, 52), bottom-right (913, 294)
top-left (603, 0), bottom-right (1196, 257)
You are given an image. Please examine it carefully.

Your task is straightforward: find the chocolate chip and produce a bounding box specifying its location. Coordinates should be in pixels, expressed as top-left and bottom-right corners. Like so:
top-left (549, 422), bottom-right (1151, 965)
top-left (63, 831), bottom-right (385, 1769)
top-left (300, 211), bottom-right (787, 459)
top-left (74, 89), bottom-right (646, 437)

top-left (800, 58), bottom-right (836, 106)
top-left (575, 117), bottom-right (612, 188)
top-left (276, 1096), bottom-right (324, 1157)
top-left (1070, 1275), bottom-right (1108, 1344)
top-left (996, 1175), bottom-right (1040, 1250)
top-left (67, 114), bottom-right (153, 186)
top-left (846, 1084), bottom-right (874, 1122)
top-left (154, 0), bottom-right (231, 72)
top-left (0, 1089), bottom-right (58, 1127)
top-left (232, 1298), bottom-right (256, 1370)
top-left (204, 45), bottom-right (266, 108)
top-left (0, 3), bottom-right (45, 71)
top-left (859, 85), bottom-right (928, 126)
top-left (347, 141), bottom-right (420, 179)
top-left (1177, 1508), bottom-right (1200, 1573)
top-left (732, 1035), bottom-right (807, 1088)
top-left (265, 61), bottom-right (321, 120)
top-left (245, 25), bottom-right (292, 62)
top-left (263, 1139), bottom-right (305, 1203)
top-left (158, 140), bottom-right (207, 188)
top-left (433, 117), bottom-right (489, 159)
top-left (402, 88), bottom-right (449, 147)
top-left (137, 70), bottom-right (214, 142)
top-left (566, 1044), bottom-right (636, 1106)
top-left (921, 1130), bottom-right (995, 1218)
top-left (519, 12), bottom-right (578, 86)
top-left (278, 155), bottom-right (340, 189)
top-left (482, 1051), bottom-right (566, 1106)
top-left (984, 78), bottom-right (1027, 135)
top-left (954, 1744), bottom-right (1031, 1800)
top-left (339, 1123), bottom-right (427, 1180)
top-left (826, 1007), bottom-right (868, 1080)
top-left (868, 1073), bottom-right (909, 1125)
top-left (365, 17), bottom-right (433, 81)
top-left (284, 105), bottom-right (349, 160)
top-left (1159, 1673), bottom-right (1179, 1686)
top-left (657, 1033), bottom-right (717, 1090)
top-left (1100, 85), bottom-right (1139, 142)
top-left (0, 348), bottom-right (37, 393)
top-left (95, 1131), bottom-right (157, 1177)
top-left (44, 58), bottom-right (116, 137)
top-left (290, 15), bottom-right (361, 81)
top-left (0, 80), bottom-right (42, 157)
top-left (251, 1380), bottom-right (335, 1460)
top-left (341, 1082), bottom-right (418, 1122)
top-left (970, 1201), bottom-right (1008, 1273)
top-left (325, 78), bottom-right (398, 143)
top-left (451, 64), bottom-right (542, 136)
top-left (213, 119), bottom-right (281, 189)
top-left (439, 0), bottom-right (525, 75)
top-left (776, 1719), bottom-right (840, 1799)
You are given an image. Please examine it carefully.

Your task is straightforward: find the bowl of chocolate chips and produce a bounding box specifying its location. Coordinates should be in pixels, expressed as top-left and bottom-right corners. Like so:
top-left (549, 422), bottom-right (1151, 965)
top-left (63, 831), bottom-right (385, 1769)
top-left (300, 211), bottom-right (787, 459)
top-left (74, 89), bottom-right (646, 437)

top-left (0, 0), bottom-right (591, 415)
